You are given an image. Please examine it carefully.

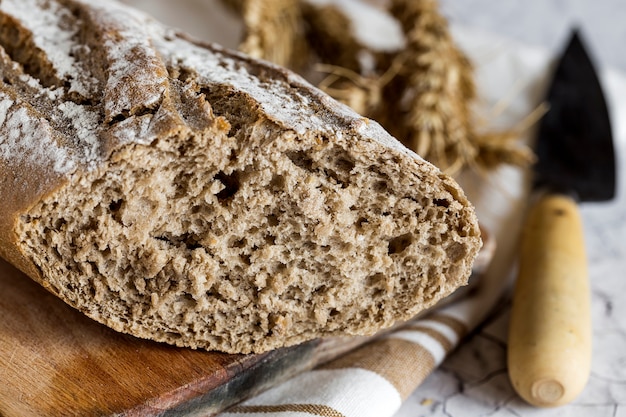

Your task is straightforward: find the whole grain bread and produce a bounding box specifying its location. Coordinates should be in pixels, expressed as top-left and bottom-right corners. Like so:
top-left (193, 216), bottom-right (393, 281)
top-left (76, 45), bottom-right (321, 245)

top-left (0, 0), bottom-right (481, 354)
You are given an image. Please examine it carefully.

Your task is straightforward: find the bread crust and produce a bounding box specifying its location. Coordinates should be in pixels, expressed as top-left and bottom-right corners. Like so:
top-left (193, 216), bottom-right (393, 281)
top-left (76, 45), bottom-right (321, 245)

top-left (0, 0), bottom-right (481, 353)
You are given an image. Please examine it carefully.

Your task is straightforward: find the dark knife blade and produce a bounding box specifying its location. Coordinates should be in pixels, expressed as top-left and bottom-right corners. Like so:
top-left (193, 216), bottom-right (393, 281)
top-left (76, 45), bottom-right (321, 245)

top-left (534, 29), bottom-right (616, 201)
top-left (508, 29), bottom-right (616, 408)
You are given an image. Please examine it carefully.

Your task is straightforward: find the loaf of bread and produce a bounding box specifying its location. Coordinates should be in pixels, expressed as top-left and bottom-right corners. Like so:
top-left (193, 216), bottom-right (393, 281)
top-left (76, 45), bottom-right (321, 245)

top-left (0, 0), bottom-right (481, 354)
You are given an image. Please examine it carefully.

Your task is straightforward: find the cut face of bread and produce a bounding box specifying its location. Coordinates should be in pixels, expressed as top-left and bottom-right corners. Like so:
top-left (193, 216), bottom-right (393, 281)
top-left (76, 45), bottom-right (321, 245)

top-left (17, 108), bottom-right (477, 354)
top-left (1, 0), bottom-right (481, 354)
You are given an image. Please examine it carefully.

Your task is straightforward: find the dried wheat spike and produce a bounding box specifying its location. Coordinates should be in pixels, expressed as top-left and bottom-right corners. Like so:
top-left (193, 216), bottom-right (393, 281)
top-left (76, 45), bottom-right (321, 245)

top-left (474, 131), bottom-right (536, 170)
top-left (237, 0), bottom-right (307, 70)
top-left (384, 0), bottom-right (479, 174)
top-left (301, 3), bottom-right (363, 73)
top-left (315, 61), bottom-right (402, 118)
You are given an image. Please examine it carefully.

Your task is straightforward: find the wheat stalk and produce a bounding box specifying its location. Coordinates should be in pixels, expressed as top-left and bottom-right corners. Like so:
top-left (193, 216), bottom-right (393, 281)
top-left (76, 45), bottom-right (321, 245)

top-left (301, 3), bottom-right (363, 73)
top-left (384, 0), bottom-right (477, 174)
top-left (235, 0), bottom-right (306, 70)
top-left (385, 0), bottom-right (534, 175)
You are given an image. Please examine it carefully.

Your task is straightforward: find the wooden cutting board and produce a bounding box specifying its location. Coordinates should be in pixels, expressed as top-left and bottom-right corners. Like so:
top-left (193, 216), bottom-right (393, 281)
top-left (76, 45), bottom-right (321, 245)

top-left (0, 228), bottom-right (493, 417)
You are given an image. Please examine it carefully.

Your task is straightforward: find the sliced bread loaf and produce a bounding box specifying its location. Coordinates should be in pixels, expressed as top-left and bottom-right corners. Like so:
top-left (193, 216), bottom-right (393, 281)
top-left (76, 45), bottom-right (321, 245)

top-left (0, 0), bottom-right (481, 353)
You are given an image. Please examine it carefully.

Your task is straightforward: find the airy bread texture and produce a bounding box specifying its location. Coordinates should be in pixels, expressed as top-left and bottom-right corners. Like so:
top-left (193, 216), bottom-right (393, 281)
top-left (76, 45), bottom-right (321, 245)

top-left (0, 0), bottom-right (481, 353)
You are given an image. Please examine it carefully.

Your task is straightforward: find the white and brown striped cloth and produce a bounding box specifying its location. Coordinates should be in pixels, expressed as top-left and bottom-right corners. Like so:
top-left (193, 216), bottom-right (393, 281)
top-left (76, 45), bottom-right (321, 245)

top-left (220, 275), bottom-right (507, 417)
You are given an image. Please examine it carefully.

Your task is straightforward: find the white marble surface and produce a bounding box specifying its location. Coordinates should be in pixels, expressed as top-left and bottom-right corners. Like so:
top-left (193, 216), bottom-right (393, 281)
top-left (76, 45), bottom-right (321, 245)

top-left (120, 1), bottom-right (626, 415)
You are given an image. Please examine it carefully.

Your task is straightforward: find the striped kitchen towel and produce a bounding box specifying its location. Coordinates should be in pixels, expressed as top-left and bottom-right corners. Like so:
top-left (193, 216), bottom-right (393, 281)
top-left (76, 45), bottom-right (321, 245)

top-left (220, 270), bottom-right (506, 417)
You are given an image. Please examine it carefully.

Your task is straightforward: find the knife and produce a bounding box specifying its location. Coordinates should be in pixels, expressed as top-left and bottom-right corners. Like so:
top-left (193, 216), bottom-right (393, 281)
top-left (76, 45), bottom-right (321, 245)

top-left (507, 29), bottom-right (616, 407)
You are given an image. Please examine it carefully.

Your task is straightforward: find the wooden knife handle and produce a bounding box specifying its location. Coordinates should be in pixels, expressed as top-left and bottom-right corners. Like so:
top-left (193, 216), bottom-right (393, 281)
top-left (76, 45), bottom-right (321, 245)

top-left (508, 193), bottom-right (591, 407)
